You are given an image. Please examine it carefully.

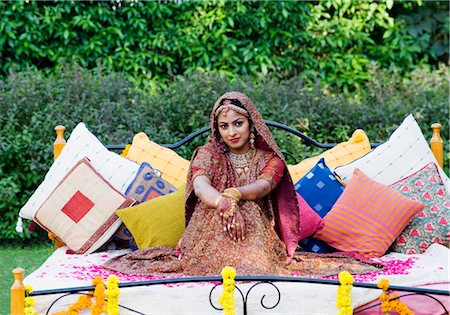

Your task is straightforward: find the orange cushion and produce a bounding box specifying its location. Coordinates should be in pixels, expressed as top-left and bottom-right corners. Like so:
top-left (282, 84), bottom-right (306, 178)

top-left (126, 132), bottom-right (190, 188)
top-left (314, 168), bottom-right (426, 258)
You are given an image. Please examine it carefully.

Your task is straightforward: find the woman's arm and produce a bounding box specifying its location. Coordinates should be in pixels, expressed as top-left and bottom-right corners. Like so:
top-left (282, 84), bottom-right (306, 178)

top-left (237, 154), bottom-right (285, 201)
top-left (192, 175), bottom-right (221, 208)
top-left (236, 179), bottom-right (272, 201)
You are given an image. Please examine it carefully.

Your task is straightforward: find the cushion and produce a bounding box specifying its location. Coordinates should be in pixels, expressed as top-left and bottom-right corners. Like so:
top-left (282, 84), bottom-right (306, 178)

top-left (116, 184), bottom-right (186, 249)
top-left (295, 158), bottom-right (344, 253)
top-left (296, 192), bottom-right (324, 240)
top-left (126, 132), bottom-right (190, 188)
top-left (125, 162), bottom-right (177, 203)
top-left (390, 162), bottom-right (450, 254)
top-left (314, 168), bottom-right (426, 258)
top-left (112, 162), bottom-right (178, 249)
top-left (19, 122), bottom-right (139, 221)
top-left (334, 114), bottom-right (450, 188)
top-left (294, 158), bottom-right (345, 217)
top-left (34, 158), bottom-right (135, 254)
top-left (287, 129), bottom-right (371, 183)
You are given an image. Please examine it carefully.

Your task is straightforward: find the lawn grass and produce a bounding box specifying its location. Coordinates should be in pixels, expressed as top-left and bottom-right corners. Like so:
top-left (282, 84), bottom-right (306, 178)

top-left (0, 241), bottom-right (53, 314)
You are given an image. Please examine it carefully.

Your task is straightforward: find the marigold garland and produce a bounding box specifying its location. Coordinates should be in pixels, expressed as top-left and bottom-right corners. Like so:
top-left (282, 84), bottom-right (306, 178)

top-left (51, 276), bottom-right (108, 315)
top-left (377, 278), bottom-right (414, 315)
top-left (337, 271), bottom-right (354, 315)
top-left (106, 275), bottom-right (120, 315)
top-left (91, 276), bottom-right (106, 315)
top-left (24, 285), bottom-right (38, 315)
top-left (218, 266), bottom-right (236, 315)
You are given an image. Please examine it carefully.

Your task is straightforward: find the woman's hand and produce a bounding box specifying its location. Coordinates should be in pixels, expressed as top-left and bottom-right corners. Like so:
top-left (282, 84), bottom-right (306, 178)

top-left (230, 210), bottom-right (246, 242)
top-left (216, 196), bottom-right (235, 231)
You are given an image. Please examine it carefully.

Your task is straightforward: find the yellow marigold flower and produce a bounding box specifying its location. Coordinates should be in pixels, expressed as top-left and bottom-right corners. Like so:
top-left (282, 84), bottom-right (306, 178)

top-left (338, 271), bottom-right (354, 285)
top-left (221, 266), bottom-right (236, 279)
top-left (24, 297), bottom-right (35, 307)
top-left (377, 279), bottom-right (389, 291)
top-left (24, 285), bottom-right (33, 294)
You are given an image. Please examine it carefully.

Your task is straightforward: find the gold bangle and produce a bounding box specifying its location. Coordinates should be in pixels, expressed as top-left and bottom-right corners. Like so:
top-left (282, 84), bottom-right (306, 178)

top-left (222, 188), bottom-right (241, 201)
top-left (214, 195), bottom-right (222, 207)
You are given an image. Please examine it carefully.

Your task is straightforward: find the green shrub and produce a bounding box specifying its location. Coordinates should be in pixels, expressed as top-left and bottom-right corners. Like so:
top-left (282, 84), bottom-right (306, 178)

top-left (0, 0), bottom-right (447, 91)
top-left (0, 64), bottom-right (448, 241)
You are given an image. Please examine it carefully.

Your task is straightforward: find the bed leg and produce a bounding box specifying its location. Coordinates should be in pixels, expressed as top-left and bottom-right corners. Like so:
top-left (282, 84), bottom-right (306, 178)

top-left (11, 268), bottom-right (25, 315)
top-left (430, 123), bottom-right (443, 169)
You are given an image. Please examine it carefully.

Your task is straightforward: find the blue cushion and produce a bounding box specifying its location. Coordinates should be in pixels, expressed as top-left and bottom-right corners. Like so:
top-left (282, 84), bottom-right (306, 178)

top-left (294, 157), bottom-right (344, 253)
top-left (125, 162), bottom-right (177, 203)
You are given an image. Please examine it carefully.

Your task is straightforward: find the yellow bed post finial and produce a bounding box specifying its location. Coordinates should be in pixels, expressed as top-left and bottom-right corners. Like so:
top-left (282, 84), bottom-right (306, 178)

top-left (54, 125), bottom-right (66, 160)
top-left (430, 123), bottom-right (443, 169)
top-left (11, 268), bottom-right (25, 315)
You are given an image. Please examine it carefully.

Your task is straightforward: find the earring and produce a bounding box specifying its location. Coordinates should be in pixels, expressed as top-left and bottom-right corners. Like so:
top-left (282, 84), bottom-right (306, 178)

top-left (249, 128), bottom-right (255, 149)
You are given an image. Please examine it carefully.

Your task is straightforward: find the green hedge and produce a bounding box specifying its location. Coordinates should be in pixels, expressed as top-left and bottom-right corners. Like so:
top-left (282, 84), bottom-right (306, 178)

top-left (0, 64), bottom-right (448, 241)
top-left (0, 0), bottom-right (448, 92)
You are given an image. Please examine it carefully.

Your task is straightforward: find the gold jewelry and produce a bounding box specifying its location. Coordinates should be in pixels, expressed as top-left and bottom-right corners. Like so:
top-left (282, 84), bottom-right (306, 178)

top-left (226, 148), bottom-right (256, 176)
top-left (215, 104), bottom-right (249, 118)
top-left (222, 188), bottom-right (242, 201)
top-left (214, 195), bottom-right (223, 207)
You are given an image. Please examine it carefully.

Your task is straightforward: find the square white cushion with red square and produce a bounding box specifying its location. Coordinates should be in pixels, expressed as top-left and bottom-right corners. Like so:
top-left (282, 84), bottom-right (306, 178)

top-left (19, 122), bottom-right (139, 221)
top-left (34, 158), bottom-right (135, 254)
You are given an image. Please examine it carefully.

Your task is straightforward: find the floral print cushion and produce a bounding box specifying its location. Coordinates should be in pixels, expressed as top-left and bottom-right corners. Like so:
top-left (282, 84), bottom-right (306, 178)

top-left (390, 162), bottom-right (450, 254)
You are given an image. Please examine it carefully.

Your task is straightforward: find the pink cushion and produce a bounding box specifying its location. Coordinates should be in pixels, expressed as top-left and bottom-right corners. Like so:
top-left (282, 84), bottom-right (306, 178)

top-left (297, 192), bottom-right (324, 240)
top-left (314, 168), bottom-right (426, 258)
top-left (389, 162), bottom-right (450, 254)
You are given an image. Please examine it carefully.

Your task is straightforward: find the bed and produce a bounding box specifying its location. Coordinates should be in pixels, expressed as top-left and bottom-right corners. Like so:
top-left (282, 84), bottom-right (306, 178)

top-left (11, 115), bottom-right (450, 315)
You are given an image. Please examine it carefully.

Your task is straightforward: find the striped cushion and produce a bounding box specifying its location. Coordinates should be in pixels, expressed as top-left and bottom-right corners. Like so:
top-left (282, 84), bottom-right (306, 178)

top-left (314, 168), bottom-right (426, 258)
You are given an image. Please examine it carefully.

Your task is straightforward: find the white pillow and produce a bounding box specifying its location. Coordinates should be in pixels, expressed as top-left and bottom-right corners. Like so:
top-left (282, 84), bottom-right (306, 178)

top-left (19, 122), bottom-right (139, 220)
top-left (334, 114), bottom-right (449, 188)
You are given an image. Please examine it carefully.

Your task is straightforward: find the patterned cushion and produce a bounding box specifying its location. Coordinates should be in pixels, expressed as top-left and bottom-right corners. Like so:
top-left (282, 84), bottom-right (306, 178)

top-left (34, 158), bottom-right (135, 254)
top-left (288, 129), bottom-right (371, 183)
top-left (126, 132), bottom-right (190, 188)
top-left (314, 168), bottom-right (426, 258)
top-left (294, 158), bottom-right (344, 252)
top-left (125, 162), bottom-right (177, 203)
top-left (296, 192), bottom-right (324, 240)
top-left (19, 122), bottom-right (139, 220)
top-left (334, 114), bottom-right (450, 188)
top-left (112, 162), bottom-right (178, 249)
top-left (117, 185), bottom-right (186, 249)
top-left (390, 162), bottom-right (450, 254)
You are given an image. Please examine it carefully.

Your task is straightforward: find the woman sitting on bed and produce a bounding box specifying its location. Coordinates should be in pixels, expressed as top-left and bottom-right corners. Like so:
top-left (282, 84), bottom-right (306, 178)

top-left (104, 91), bottom-right (380, 276)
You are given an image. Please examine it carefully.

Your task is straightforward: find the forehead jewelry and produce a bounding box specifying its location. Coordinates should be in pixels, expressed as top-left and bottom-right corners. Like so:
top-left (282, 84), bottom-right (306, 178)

top-left (215, 103), bottom-right (248, 118)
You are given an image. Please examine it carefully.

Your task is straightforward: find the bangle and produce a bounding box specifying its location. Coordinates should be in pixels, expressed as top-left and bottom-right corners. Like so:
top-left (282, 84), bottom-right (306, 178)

top-left (214, 195), bottom-right (222, 207)
top-left (222, 188), bottom-right (241, 202)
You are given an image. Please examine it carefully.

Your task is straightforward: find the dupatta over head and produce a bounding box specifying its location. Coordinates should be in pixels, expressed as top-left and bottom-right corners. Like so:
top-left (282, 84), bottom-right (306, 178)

top-left (185, 91), bottom-right (301, 258)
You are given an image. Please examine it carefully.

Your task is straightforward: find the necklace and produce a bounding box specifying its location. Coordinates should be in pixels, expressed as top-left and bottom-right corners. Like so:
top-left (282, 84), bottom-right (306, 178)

top-left (227, 148), bottom-right (256, 176)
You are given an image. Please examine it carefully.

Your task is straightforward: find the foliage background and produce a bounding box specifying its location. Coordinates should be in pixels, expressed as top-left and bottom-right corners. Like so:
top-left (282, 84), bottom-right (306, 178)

top-left (0, 0), bottom-right (448, 91)
top-left (0, 0), bottom-right (448, 241)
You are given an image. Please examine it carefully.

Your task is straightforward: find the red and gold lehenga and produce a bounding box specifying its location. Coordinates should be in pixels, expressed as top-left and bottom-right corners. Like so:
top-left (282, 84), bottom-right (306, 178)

top-left (104, 92), bottom-right (380, 276)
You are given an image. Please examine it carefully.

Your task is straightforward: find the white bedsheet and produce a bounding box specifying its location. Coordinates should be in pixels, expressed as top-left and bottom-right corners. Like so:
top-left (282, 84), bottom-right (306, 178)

top-left (24, 244), bottom-right (450, 314)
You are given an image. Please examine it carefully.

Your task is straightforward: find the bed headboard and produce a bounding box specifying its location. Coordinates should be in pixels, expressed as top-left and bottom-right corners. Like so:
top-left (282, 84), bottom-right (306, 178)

top-left (53, 121), bottom-right (444, 168)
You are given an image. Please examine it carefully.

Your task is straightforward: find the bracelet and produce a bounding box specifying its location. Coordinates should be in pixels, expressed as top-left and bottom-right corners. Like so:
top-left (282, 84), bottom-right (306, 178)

top-left (222, 188), bottom-right (241, 202)
top-left (214, 195), bottom-right (222, 207)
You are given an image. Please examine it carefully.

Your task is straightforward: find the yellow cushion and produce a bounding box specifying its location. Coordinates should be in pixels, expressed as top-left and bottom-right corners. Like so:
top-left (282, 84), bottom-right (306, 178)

top-left (126, 132), bottom-right (190, 187)
top-left (287, 129), bottom-right (371, 183)
top-left (116, 185), bottom-right (186, 249)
